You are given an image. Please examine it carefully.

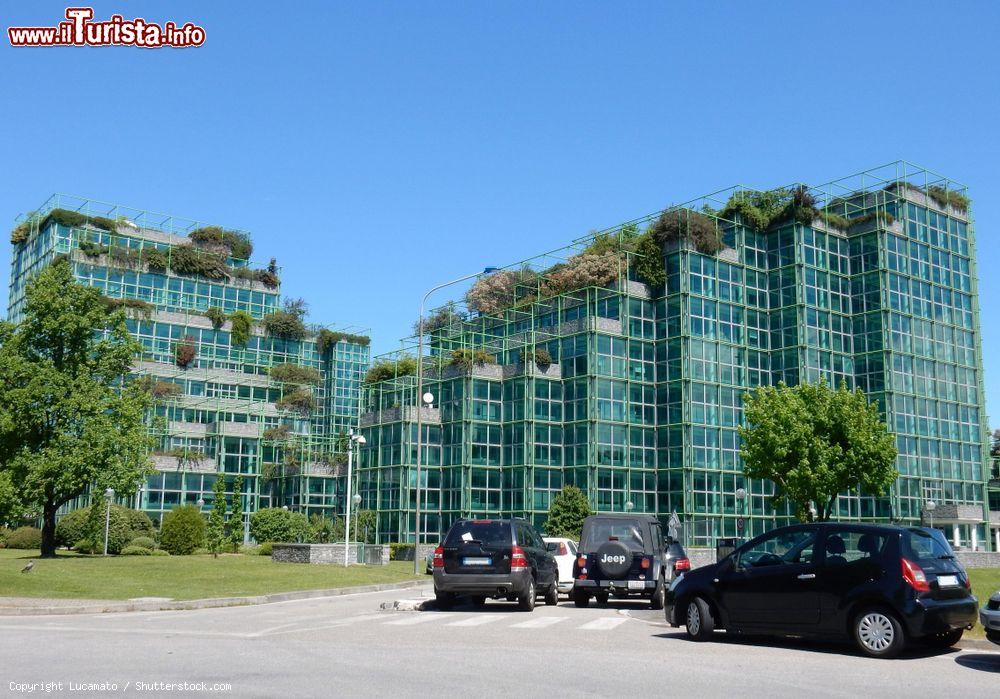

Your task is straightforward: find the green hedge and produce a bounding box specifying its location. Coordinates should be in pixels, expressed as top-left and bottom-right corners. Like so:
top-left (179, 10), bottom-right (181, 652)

top-left (56, 504), bottom-right (154, 554)
top-left (5, 526), bottom-right (42, 549)
top-left (249, 508), bottom-right (310, 544)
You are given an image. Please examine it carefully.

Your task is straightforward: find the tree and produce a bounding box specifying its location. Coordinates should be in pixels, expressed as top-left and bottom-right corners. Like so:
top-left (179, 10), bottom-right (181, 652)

top-left (353, 509), bottom-right (377, 544)
top-left (207, 476), bottom-right (227, 557)
top-left (229, 475), bottom-right (244, 552)
top-left (545, 486), bottom-right (593, 539)
top-left (0, 261), bottom-right (153, 556)
top-left (739, 380), bottom-right (898, 522)
top-left (309, 513), bottom-right (345, 543)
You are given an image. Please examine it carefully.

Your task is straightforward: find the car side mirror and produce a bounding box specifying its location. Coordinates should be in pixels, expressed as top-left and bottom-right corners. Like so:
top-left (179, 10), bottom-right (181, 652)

top-left (545, 542), bottom-right (559, 552)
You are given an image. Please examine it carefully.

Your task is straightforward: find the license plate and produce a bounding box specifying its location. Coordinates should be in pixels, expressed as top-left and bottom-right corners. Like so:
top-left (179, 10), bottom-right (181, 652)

top-left (937, 575), bottom-right (959, 587)
top-left (628, 580), bottom-right (645, 590)
top-left (462, 557), bottom-right (491, 566)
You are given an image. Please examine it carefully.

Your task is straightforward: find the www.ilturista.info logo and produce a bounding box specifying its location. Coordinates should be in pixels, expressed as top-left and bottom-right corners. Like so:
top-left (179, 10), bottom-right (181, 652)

top-left (8, 7), bottom-right (205, 48)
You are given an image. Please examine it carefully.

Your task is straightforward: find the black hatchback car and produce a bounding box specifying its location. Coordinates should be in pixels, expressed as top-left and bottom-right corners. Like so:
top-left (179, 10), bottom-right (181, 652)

top-left (572, 514), bottom-right (667, 609)
top-left (433, 518), bottom-right (559, 611)
top-left (666, 523), bottom-right (978, 658)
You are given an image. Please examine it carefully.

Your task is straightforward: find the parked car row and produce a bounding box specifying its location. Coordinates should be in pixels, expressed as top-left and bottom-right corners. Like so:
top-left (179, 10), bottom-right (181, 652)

top-left (429, 515), bottom-right (995, 659)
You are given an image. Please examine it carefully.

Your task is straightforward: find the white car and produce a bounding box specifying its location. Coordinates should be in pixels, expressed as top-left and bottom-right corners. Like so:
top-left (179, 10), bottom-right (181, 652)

top-left (543, 537), bottom-right (578, 594)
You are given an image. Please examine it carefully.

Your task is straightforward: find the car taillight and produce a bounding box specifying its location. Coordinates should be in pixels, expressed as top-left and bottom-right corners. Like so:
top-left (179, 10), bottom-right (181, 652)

top-left (433, 546), bottom-right (444, 568)
top-left (511, 545), bottom-right (528, 569)
top-left (964, 575), bottom-right (972, 590)
top-left (640, 557), bottom-right (650, 569)
top-left (674, 558), bottom-right (691, 572)
top-left (559, 543), bottom-right (568, 556)
top-left (901, 558), bottom-right (929, 592)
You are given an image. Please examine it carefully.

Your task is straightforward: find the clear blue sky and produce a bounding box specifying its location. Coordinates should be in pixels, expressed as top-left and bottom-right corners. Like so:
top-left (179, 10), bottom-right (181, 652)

top-left (3, 2), bottom-right (1000, 420)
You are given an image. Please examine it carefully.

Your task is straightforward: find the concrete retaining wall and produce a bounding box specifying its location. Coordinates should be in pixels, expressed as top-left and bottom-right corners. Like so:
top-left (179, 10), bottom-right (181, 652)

top-left (271, 543), bottom-right (390, 566)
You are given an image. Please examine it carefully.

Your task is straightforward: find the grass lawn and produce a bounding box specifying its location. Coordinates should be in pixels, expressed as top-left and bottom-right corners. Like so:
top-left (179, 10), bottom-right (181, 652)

top-left (967, 567), bottom-right (1000, 639)
top-left (0, 549), bottom-right (425, 601)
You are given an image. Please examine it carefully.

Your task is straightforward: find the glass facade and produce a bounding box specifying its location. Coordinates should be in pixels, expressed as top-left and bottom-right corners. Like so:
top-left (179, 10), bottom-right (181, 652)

top-left (8, 195), bottom-right (369, 528)
top-left (359, 164), bottom-right (994, 551)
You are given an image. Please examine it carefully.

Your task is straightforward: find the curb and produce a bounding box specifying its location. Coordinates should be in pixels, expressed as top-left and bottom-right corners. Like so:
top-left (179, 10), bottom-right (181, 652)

top-left (0, 579), bottom-right (432, 617)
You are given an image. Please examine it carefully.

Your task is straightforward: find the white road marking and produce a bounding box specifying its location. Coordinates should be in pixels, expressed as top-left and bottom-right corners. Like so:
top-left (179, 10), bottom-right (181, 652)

top-left (384, 613), bottom-right (445, 626)
top-left (447, 615), bottom-right (502, 627)
top-left (509, 616), bottom-right (566, 629)
top-left (256, 613), bottom-right (387, 637)
top-left (578, 617), bottom-right (628, 631)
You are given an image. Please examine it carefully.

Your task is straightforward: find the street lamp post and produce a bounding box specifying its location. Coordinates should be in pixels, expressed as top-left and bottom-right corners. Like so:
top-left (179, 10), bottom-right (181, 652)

top-left (344, 429), bottom-right (366, 567)
top-left (735, 487), bottom-right (747, 541)
top-left (103, 488), bottom-right (115, 556)
top-left (926, 500), bottom-right (936, 530)
top-left (413, 267), bottom-right (498, 575)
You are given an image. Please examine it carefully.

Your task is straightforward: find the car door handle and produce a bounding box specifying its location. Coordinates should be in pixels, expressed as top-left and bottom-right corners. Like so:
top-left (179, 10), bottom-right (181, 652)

top-left (797, 573), bottom-right (816, 580)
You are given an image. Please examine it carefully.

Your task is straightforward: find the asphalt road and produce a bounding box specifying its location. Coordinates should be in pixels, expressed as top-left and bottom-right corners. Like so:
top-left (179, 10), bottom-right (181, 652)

top-left (1, 586), bottom-right (997, 698)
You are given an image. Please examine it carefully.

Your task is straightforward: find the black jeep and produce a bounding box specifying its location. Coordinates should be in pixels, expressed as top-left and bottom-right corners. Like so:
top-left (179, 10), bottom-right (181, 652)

top-left (572, 514), bottom-right (667, 609)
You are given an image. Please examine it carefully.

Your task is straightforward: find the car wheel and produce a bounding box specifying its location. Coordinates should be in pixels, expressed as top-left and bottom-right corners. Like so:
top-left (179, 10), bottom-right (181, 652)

top-left (649, 574), bottom-right (665, 610)
top-left (470, 595), bottom-right (487, 608)
top-left (544, 577), bottom-right (559, 606)
top-left (572, 589), bottom-right (589, 608)
top-left (853, 609), bottom-right (905, 658)
top-left (517, 577), bottom-right (536, 612)
top-left (684, 597), bottom-right (715, 641)
top-left (595, 592), bottom-right (609, 606)
top-left (435, 590), bottom-right (455, 611)
top-left (921, 628), bottom-right (964, 649)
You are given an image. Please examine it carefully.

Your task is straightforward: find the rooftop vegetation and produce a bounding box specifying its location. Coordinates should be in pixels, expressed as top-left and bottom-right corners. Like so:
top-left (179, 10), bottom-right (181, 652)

top-left (270, 362), bottom-right (322, 386)
top-left (317, 329), bottom-right (372, 354)
top-left (188, 226), bottom-right (253, 260)
top-left (228, 310), bottom-right (254, 347)
top-left (448, 348), bottom-right (497, 370)
top-left (365, 355), bottom-right (417, 384)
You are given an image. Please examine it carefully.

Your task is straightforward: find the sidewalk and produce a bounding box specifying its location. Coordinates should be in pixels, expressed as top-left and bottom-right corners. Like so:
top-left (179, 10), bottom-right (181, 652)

top-left (0, 579), bottom-right (432, 616)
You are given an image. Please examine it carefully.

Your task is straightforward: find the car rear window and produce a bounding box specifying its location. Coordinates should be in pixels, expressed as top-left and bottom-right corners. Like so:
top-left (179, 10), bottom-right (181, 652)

top-left (581, 520), bottom-right (646, 552)
top-left (903, 528), bottom-right (955, 562)
top-left (444, 521), bottom-right (510, 547)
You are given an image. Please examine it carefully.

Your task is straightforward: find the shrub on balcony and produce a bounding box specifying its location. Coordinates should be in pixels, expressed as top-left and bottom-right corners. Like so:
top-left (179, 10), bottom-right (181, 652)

top-left (317, 329), bottom-right (371, 354)
top-left (449, 348), bottom-right (496, 370)
top-left (168, 245), bottom-right (229, 280)
top-left (541, 251), bottom-right (621, 296)
top-left (204, 306), bottom-right (226, 330)
top-left (519, 347), bottom-right (553, 367)
top-left (189, 226), bottom-right (254, 259)
top-left (651, 209), bottom-right (723, 255)
top-left (229, 311), bottom-right (254, 346)
top-left (263, 424), bottom-right (292, 441)
top-left (174, 335), bottom-right (197, 368)
top-left (631, 231), bottom-right (665, 287)
top-left (276, 388), bottom-right (315, 416)
top-left (262, 310), bottom-right (307, 341)
top-left (927, 185), bottom-right (969, 212)
top-left (270, 363), bottom-right (321, 386)
top-left (78, 240), bottom-right (108, 257)
top-left (144, 248), bottom-right (168, 272)
top-left (465, 267), bottom-right (540, 315)
top-left (10, 222), bottom-right (31, 245)
top-left (231, 266), bottom-right (280, 289)
top-left (100, 297), bottom-right (154, 320)
top-left (414, 301), bottom-right (468, 336)
top-left (365, 355), bottom-right (418, 384)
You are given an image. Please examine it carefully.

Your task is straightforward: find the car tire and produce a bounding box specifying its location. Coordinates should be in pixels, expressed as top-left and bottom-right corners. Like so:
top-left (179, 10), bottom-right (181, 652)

top-left (595, 592), bottom-right (609, 606)
top-left (435, 590), bottom-right (455, 611)
top-left (544, 577), bottom-right (559, 606)
top-left (572, 589), bottom-right (589, 608)
top-left (921, 628), bottom-right (964, 649)
top-left (649, 573), bottom-right (665, 610)
top-left (684, 596), bottom-right (715, 641)
top-left (470, 595), bottom-right (487, 608)
top-left (852, 608), bottom-right (905, 658)
top-left (517, 576), bottom-right (536, 612)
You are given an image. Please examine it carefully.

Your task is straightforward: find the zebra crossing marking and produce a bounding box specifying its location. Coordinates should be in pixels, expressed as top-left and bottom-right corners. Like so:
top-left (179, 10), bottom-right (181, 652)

top-left (578, 617), bottom-right (628, 631)
top-left (509, 616), bottom-right (567, 629)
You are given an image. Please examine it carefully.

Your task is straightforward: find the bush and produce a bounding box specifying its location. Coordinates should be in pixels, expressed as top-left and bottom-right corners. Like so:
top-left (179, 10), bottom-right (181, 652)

top-left (56, 505), bottom-right (153, 553)
top-left (144, 248), bottom-right (168, 272)
top-left (238, 544), bottom-right (260, 555)
top-left (205, 306), bottom-right (226, 330)
top-left (449, 348), bottom-right (496, 370)
top-left (189, 226), bottom-right (254, 260)
top-left (151, 549), bottom-right (170, 556)
top-left (631, 231), bottom-right (666, 287)
top-left (0, 526), bottom-right (11, 547)
top-left (261, 310), bottom-right (307, 341)
top-left (168, 245), bottom-right (229, 280)
top-left (229, 310), bottom-right (254, 346)
top-left (159, 505), bottom-right (207, 555)
top-left (464, 267), bottom-right (539, 315)
top-left (519, 347), bottom-right (552, 367)
top-left (927, 185), bottom-right (970, 212)
top-left (270, 363), bottom-right (321, 386)
top-left (365, 356), bottom-right (417, 384)
top-left (129, 536), bottom-right (156, 550)
top-left (541, 251), bottom-right (621, 296)
top-left (389, 543), bottom-right (415, 561)
top-left (257, 541), bottom-right (274, 556)
top-left (276, 389), bottom-right (315, 416)
top-left (121, 544), bottom-right (153, 556)
top-left (5, 526), bottom-right (42, 549)
top-left (317, 329), bottom-right (371, 354)
top-left (650, 209), bottom-right (723, 255)
top-left (11, 222), bottom-right (31, 245)
top-left (174, 335), bottom-right (197, 368)
top-left (249, 508), bottom-right (311, 544)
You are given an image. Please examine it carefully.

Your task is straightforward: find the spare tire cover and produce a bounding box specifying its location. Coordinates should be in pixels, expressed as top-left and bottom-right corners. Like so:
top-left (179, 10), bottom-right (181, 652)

top-left (595, 541), bottom-right (632, 578)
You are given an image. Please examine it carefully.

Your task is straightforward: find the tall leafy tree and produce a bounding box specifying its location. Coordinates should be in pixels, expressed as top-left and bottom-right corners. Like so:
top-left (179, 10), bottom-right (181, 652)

top-left (545, 486), bottom-right (593, 539)
top-left (229, 474), bottom-right (244, 552)
top-left (739, 380), bottom-right (898, 522)
top-left (207, 476), bottom-right (227, 557)
top-left (0, 261), bottom-right (152, 556)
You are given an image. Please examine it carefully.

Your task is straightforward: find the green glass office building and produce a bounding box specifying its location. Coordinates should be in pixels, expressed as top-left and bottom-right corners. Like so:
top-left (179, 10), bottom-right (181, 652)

top-left (359, 162), bottom-right (997, 552)
top-left (8, 195), bottom-right (369, 527)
